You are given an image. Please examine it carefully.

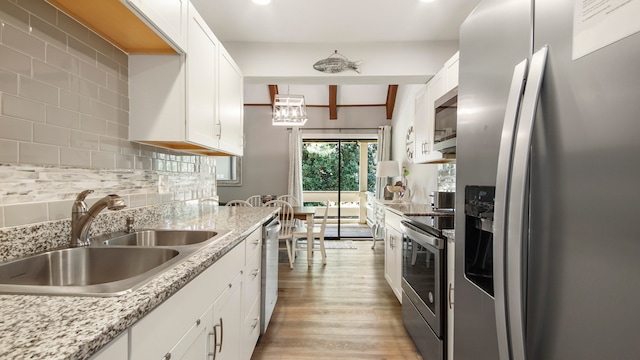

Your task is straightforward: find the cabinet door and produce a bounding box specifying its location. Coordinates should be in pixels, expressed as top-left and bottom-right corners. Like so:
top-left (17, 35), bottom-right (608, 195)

top-left (447, 238), bottom-right (455, 360)
top-left (444, 51), bottom-right (459, 93)
top-left (89, 332), bottom-right (127, 360)
top-left (165, 304), bottom-right (213, 360)
top-left (218, 46), bottom-right (244, 156)
top-left (413, 87), bottom-right (430, 163)
top-left (186, 4), bottom-right (219, 149)
top-left (430, 68), bottom-right (446, 102)
top-left (384, 225), bottom-right (402, 302)
top-left (211, 273), bottom-right (243, 360)
top-left (124, 0), bottom-right (188, 52)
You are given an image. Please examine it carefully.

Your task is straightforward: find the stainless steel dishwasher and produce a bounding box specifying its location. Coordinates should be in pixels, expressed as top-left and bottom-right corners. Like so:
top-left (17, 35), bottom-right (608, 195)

top-left (261, 216), bottom-right (280, 334)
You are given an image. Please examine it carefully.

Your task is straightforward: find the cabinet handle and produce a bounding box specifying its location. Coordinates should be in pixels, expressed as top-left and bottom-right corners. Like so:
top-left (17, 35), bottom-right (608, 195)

top-left (251, 318), bottom-right (259, 330)
top-left (253, 238), bottom-right (261, 245)
top-left (208, 331), bottom-right (216, 360)
top-left (251, 269), bottom-right (260, 278)
top-left (196, 318), bottom-right (201, 326)
top-left (448, 283), bottom-right (454, 309)
top-left (211, 317), bottom-right (224, 358)
top-left (163, 353), bottom-right (171, 360)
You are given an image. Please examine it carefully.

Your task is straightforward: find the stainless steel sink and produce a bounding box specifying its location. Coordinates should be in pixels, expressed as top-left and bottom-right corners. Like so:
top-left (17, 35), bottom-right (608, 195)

top-left (95, 229), bottom-right (220, 247)
top-left (0, 247), bottom-right (182, 296)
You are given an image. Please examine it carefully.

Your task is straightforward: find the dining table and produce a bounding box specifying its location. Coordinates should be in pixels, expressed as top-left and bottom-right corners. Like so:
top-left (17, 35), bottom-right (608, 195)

top-left (291, 206), bottom-right (317, 266)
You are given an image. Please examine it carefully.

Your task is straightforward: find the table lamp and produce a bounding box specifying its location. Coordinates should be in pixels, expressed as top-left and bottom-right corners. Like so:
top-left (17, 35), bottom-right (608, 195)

top-left (376, 160), bottom-right (400, 200)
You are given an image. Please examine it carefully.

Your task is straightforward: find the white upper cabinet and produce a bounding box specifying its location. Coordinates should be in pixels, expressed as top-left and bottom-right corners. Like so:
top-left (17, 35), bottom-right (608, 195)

top-left (218, 46), bottom-right (244, 156)
top-left (413, 86), bottom-right (433, 164)
top-left (444, 51), bottom-right (460, 93)
top-left (186, 5), bottom-right (220, 149)
top-left (123, 0), bottom-right (188, 52)
top-left (129, 3), bottom-right (244, 156)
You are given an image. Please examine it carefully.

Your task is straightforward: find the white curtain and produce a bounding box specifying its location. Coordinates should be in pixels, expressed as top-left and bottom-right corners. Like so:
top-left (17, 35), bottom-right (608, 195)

top-left (375, 125), bottom-right (392, 199)
top-left (288, 127), bottom-right (304, 204)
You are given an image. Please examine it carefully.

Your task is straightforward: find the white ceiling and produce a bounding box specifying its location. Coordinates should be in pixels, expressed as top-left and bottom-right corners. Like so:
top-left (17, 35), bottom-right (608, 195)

top-left (191, 0), bottom-right (481, 107)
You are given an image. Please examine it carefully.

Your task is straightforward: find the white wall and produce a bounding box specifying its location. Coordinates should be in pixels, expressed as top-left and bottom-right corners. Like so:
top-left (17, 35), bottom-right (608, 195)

top-left (390, 85), bottom-right (439, 204)
top-left (217, 104), bottom-right (390, 203)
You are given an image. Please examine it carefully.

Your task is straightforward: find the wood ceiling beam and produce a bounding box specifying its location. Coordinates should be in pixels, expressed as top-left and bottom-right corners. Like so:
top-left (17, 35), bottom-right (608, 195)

top-left (329, 85), bottom-right (337, 120)
top-left (386, 84), bottom-right (398, 120)
top-left (268, 84), bottom-right (278, 108)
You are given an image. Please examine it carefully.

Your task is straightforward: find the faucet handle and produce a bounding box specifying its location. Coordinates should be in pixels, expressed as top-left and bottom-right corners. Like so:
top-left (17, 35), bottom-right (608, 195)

top-left (75, 190), bottom-right (94, 202)
top-left (125, 216), bottom-right (136, 233)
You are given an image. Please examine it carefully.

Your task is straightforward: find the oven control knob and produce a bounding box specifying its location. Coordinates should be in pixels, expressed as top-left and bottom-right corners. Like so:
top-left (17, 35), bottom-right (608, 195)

top-left (428, 291), bottom-right (434, 304)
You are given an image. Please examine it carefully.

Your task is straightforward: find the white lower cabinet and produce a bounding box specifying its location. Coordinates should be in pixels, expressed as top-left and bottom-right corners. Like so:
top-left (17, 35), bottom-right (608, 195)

top-left (89, 332), bottom-right (127, 360)
top-left (124, 227), bottom-right (262, 360)
top-left (384, 209), bottom-right (403, 302)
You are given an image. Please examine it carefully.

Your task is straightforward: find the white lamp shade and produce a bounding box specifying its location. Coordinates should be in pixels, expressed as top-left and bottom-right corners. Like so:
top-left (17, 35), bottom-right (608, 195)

top-left (376, 160), bottom-right (400, 177)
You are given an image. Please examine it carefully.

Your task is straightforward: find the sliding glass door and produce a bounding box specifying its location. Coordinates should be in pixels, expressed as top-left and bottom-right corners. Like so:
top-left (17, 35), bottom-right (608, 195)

top-left (301, 139), bottom-right (377, 239)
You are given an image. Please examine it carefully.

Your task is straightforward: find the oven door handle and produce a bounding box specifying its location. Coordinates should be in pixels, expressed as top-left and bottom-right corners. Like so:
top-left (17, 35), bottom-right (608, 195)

top-left (400, 221), bottom-right (444, 250)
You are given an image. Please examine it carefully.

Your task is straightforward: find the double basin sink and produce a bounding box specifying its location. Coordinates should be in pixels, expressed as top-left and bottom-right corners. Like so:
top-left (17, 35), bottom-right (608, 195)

top-left (0, 229), bottom-right (230, 297)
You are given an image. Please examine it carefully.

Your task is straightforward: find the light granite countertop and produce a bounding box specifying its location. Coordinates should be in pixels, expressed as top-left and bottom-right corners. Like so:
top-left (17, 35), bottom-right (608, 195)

top-left (384, 203), bottom-right (455, 217)
top-left (0, 206), bottom-right (277, 360)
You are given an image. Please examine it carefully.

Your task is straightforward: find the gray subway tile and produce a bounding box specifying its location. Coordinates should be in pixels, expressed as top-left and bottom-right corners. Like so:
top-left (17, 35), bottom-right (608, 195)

top-left (33, 123), bottom-right (70, 146)
top-left (106, 73), bottom-right (128, 96)
top-left (0, 115), bottom-right (32, 141)
top-left (97, 52), bottom-right (119, 77)
top-left (99, 135), bottom-right (119, 153)
top-left (79, 60), bottom-right (106, 86)
top-left (2, 22), bottom-right (45, 60)
top-left (121, 140), bottom-right (139, 155)
top-left (113, 48), bottom-right (127, 67)
top-left (68, 36), bottom-right (95, 65)
top-left (1, 93), bottom-right (46, 122)
top-left (88, 32), bottom-right (114, 60)
top-left (33, 59), bottom-right (69, 89)
top-left (70, 130), bottom-right (99, 150)
top-left (115, 153), bottom-right (134, 169)
top-left (134, 156), bottom-right (152, 171)
top-left (60, 90), bottom-right (91, 114)
top-left (4, 202), bottom-right (48, 227)
top-left (29, 15), bottom-right (66, 50)
top-left (19, 76), bottom-right (59, 105)
top-left (18, 142), bottom-right (58, 165)
top-left (0, 68), bottom-right (18, 94)
top-left (80, 114), bottom-right (107, 135)
top-left (46, 45), bottom-right (79, 75)
top-left (128, 194), bottom-right (146, 208)
top-left (0, 1), bottom-right (29, 32)
top-left (106, 121), bottom-right (127, 140)
top-left (59, 147), bottom-right (90, 168)
top-left (46, 105), bottom-right (79, 129)
top-left (0, 44), bottom-right (31, 76)
top-left (90, 150), bottom-right (114, 169)
top-left (91, 100), bottom-right (117, 122)
top-left (116, 108), bottom-right (128, 125)
top-left (16, 0), bottom-right (57, 26)
top-left (57, 12), bottom-right (89, 45)
top-left (0, 139), bottom-right (18, 163)
top-left (119, 95), bottom-right (129, 111)
top-left (47, 199), bottom-right (73, 221)
top-left (98, 86), bottom-right (119, 107)
top-left (69, 74), bottom-right (99, 99)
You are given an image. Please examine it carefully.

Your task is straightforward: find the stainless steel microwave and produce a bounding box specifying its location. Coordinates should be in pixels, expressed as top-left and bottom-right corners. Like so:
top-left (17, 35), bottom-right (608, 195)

top-left (432, 88), bottom-right (457, 153)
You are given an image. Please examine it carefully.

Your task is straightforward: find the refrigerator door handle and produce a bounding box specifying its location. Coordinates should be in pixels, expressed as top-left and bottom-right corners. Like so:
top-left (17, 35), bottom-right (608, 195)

top-left (494, 58), bottom-right (529, 360)
top-left (507, 45), bottom-right (549, 360)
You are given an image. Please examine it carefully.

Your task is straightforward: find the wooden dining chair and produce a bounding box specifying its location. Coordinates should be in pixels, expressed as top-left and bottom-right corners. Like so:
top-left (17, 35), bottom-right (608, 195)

top-left (225, 200), bottom-right (253, 207)
top-left (292, 201), bottom-right (329, 266)
top-left (246, 195), bottom-right (263, 207)
top-left (277, 194), bottom-right (300, 206)
top-left (264, 200), bottom-right (296, 269)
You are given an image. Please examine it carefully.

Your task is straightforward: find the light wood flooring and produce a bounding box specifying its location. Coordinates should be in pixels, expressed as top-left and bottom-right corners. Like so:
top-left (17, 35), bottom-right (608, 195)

top-left (252, 241), bottom-right (423, 360)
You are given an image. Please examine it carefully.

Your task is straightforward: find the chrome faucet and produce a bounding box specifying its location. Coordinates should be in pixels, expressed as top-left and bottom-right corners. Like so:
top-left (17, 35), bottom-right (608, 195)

top-left (70, 190), bottom-right (126, 247)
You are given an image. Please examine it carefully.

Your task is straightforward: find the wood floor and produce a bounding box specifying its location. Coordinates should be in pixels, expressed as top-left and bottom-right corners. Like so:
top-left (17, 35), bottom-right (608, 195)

top-left (252, 240), bottom-right (423, 360)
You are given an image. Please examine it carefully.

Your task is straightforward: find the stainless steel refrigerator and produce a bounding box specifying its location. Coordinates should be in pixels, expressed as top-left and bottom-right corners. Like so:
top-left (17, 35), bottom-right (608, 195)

top-left (455, 0), bottom-right (640, 359)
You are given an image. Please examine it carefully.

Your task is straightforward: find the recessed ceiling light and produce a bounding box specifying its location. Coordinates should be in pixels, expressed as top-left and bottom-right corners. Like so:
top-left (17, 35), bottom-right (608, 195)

top-left (419, 0), bottom-right (436, 2)
top-left (252, 0), bottom-right (271, 5)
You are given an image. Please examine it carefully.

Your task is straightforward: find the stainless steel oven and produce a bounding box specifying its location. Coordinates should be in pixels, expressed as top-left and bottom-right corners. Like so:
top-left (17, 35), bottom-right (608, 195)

top-left (400, 218), bottom-right (448, 360)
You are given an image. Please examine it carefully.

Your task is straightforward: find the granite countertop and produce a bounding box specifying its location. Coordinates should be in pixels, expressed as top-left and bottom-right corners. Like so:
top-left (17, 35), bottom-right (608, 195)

top-left (384, 203), bottom-right (455, 217)
top-left (0, 206), bottom-right (277, 360)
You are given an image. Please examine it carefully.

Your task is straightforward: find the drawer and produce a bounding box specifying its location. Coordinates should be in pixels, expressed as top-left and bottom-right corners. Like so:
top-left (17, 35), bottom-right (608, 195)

top-left (245, 227), bottom-right (262, 263)
top-left (243, 251), bottom-right (261, 320)
top-left (243, 296), bottom-right (261, 359)
top-left (385, 209), bottom-right (403, 231)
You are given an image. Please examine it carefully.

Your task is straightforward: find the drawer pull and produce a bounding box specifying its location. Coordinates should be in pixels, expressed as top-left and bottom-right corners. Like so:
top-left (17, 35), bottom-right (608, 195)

top-left (251, 318), bottom-right (259, 330)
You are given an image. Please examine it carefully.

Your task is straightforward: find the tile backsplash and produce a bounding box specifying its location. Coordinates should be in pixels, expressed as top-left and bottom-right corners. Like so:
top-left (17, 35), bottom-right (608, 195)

top-left (0, 0), bottom-right (217, 230)
top-left (437, 163), bottom-right (456, 192)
